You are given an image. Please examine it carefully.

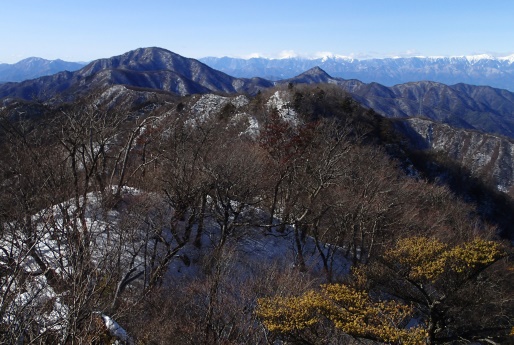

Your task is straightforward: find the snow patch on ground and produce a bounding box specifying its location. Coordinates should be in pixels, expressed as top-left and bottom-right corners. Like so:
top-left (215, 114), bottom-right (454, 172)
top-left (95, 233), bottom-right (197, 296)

top-left (231, 112), bottom-right (260, 137)
top-left (464, 54), bottom-right (495, 64)
top-left (100, 85), bottom-right (127, 99)
top-left (101, 314), bottom-right (134, 345)
top-left (188, 94), bottom-right (259, 136)
top-left (266, 91), bottom-right (300, 126)
top-left (0, 187), bottom-right (146, 336)
top-left (2, 186), bottom-right (350, 340)
top-left (190, 94), bottom-right (249, 123)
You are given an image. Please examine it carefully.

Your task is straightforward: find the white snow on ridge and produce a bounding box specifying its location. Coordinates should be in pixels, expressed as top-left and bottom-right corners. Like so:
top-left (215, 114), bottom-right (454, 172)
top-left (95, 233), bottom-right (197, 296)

top-left (188, 94), bottom-right (259, 136)
top-left (464, 54), bottom-right (495, 63)
top-left (226, 52), bottom-right (514, 63)
top-left (499, 54), bottom-right (514, 64)
top-left (190, 94), bottom-right (249, 123)
top-left (0, 187), bottom-right (147, 337)
top-left (233, 51), bottom-right (355, 61)
top-left (266, 91), bottom-right (300, 126)
top-left (101, 314), bottom-right (134, 345)
top-left (2, 180), bottom-right (352, 341)
top-left (312, 52), bottom-right (355, 62)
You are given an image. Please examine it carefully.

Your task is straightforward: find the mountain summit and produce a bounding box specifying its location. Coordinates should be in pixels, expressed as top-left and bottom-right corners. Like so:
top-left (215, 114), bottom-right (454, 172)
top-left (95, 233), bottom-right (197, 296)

top-left (3, 47), bottom-right (514, 141)
top-left (0, 47), bottom-right (273, 100)
top-left (286, 66), bottom-right (333, 84)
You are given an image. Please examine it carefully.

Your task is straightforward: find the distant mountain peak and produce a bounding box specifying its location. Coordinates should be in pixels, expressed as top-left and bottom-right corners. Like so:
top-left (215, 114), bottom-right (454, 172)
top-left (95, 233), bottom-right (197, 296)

top-left (118, 47), bottom-right (180, 60)
top-left (286, 66), bottom-right (334, 84)
top-left (0, 57), bottom-right (86, 83)
top-left (301, 66), bottom-right (330, 76)
top-left (20, 57), bottom-right (46, 63)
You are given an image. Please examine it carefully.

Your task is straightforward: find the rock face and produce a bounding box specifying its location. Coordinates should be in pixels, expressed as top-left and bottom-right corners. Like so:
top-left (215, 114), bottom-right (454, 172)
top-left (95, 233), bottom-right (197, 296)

top-left (396, 117), bottom-right (514, 194)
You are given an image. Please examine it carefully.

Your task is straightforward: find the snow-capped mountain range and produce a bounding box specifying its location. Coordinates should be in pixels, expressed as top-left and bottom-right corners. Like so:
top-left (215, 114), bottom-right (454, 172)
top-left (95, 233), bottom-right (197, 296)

top-left (3, 47), bottom-right (514, 141)
top-left (199, 54), bottom-right (514, 91)
top-left (3, 53), bottom-right (514, 92)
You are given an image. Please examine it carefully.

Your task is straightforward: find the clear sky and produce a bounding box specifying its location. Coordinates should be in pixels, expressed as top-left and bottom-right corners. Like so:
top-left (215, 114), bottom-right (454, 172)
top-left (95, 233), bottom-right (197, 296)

top-left (1, 0), bottom-right (514, 63)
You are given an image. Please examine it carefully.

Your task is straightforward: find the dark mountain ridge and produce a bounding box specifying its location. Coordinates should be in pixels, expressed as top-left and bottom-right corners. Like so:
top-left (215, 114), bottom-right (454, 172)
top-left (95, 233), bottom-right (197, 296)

top-left (284, 66), bottom-right (334, 84)
top-left (3, 47), bottom-right (514, 141)
top-left (274, 68), bottom-right (514, 139)
top-left (347, 80), bottom-right (514, 138)
top-left (0, 48), bottom-right (273, 101)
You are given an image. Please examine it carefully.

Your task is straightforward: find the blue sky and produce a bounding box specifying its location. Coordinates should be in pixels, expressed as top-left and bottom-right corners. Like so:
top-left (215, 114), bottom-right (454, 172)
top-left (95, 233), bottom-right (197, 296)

top-left (1, 0), bottom-right (514, 63)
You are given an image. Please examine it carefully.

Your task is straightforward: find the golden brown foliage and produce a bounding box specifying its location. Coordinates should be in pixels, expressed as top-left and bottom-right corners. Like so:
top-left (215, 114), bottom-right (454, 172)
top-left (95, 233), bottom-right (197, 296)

top-left (384, 236), bottom-right (505, 282)
top-left (256, 283), bottom-right (426, 344)
top-left (376, 236), bottom-right (511, 344)
top-left (257, 237), bottom-right (510, 344)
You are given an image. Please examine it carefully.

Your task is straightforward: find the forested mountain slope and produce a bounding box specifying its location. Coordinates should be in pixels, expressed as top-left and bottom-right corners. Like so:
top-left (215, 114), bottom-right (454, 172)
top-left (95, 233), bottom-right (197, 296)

top-left (0, 47), bottom-right (272, 101)
top-left (3, 47), bottom-right (514, 141)
top-left (1, 83), bottom-right (513, 343)
top-left (1, 48), bottom-right (514, 343)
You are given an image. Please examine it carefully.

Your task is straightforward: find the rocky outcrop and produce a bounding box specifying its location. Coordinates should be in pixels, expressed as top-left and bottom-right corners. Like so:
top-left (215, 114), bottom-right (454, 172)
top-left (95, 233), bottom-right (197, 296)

top-left (396, 117), bottom-right (514, 194)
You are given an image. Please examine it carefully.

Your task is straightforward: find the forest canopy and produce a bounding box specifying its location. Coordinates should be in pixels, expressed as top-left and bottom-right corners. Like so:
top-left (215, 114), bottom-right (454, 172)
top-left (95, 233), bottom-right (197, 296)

top-left (0, 84), bottom-right (512, 344)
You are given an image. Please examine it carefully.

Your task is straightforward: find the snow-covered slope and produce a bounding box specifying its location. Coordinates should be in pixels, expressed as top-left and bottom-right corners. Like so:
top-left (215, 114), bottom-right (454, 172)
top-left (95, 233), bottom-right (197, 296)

top-left (1, 184), bottom-right (349, 342)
